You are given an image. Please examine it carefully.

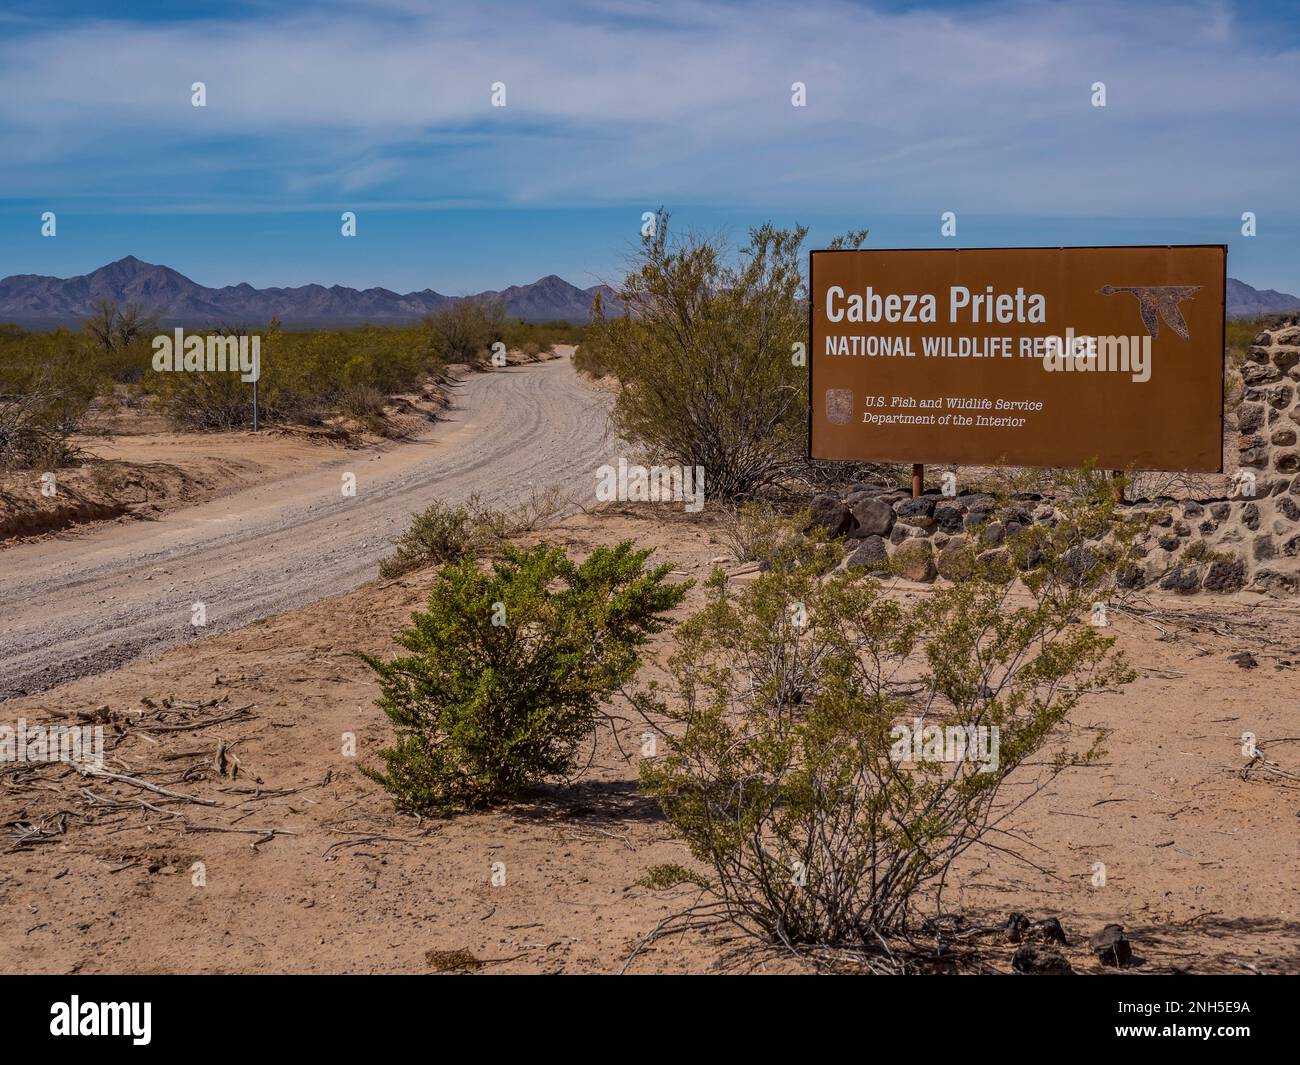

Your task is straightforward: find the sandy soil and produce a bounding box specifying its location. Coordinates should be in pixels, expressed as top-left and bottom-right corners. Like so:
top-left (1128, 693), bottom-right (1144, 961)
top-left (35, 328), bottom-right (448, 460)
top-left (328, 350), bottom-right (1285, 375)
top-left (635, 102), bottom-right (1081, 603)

top-left (0, 350), bottom-right (610, 698)
top-left (1, 500), bottom-right (1296, 976)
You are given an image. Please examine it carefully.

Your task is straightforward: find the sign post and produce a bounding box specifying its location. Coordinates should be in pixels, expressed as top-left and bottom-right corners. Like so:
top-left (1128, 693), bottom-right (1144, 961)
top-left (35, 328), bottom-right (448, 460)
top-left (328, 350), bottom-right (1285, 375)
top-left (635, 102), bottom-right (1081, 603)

top-left (809, 246), bottom-right (1226, 475)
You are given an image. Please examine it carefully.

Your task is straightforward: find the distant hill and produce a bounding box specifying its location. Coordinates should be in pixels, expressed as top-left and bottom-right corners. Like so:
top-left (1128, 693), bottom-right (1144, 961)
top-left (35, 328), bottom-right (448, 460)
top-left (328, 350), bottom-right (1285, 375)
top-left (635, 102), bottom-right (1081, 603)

top-left (1226, 277), bottom-right (1300, 319)
top-left (0, 256), bottom-right (620, 328)
top-left (2, 256), bottom-right (1293, 327)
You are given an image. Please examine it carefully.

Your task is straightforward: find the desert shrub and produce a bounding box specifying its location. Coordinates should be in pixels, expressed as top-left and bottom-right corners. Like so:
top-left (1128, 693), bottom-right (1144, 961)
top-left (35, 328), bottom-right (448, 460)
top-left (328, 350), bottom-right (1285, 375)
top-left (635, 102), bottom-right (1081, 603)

top-left (715, 501), bottom-right (810, 564)
top-left (378, 497), bottom-right (497, 579)
top-left (501, 318), bottom-right (586, 351)
top-left (143, 321), bottom-right (441, 430)
top-left (424, 297), bottom-right (506, 366)
top-left (339, 382), bottom-right (388, 417)
top-left (82, 300), bottom-right (159, 383)
top-left (636, 514), bottom-right (1133, 952)
top-left (147, 365), bottom-right (254, 429)
top-left (0, 334), bottom-right (100, 469)
top-left (572, 294), bottom-right (614, 377)
top-left (586, 212), bottom-right (866, 500)
top-left (362, 541), bottom-right (689, 812)
top-left (379, 489), bottom-right (579, 580)
top-left (637, 863), bottom-right (708, 890)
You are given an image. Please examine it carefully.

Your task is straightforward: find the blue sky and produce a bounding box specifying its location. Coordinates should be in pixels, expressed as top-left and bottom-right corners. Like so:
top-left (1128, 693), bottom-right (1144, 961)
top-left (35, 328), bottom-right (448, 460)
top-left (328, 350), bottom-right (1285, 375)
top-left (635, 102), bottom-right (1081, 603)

top-left (2, 0), bottom-right (1298, 294)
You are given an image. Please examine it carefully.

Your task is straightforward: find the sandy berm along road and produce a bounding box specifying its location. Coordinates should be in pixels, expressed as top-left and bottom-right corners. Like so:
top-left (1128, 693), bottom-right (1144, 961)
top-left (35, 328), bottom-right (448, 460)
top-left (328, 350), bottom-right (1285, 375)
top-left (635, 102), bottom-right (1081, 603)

top-left (0, 354), bottom-right (613, 700)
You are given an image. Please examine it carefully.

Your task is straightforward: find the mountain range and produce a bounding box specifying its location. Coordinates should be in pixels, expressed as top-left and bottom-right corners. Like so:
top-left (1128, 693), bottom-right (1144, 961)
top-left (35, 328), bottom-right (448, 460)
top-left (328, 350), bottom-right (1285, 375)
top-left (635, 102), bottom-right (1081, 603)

top-left (1224, 277), bottom-right (1300, 319)
top-left (0, 256), bottom-right (1295, 327)
top-left (0, 257), bottom-right (619, 327)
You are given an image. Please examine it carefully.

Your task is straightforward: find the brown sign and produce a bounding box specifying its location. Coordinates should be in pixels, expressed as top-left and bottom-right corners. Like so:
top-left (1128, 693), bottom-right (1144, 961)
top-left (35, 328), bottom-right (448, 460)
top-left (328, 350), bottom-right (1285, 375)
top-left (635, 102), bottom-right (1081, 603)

top-left (809, 246), bottom-right (1226, 472)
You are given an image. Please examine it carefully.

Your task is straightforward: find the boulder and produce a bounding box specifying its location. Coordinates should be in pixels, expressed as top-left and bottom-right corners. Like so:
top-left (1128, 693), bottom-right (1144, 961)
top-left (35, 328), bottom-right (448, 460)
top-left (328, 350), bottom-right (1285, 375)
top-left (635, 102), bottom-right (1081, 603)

top-left (843, 534), bottom-right (889, 572)
top-left (934, 505), bottom-right (965, 534)
top-left (1090, 924), bottom-right (1132, 967)
top-left (936, 542), bottom-right (973, 581)
top-left (848, 497), bottom-right (895, 537)
top-left (895, 497), bottom-right (936, 530)
top-left (1252, 569), bottom-right (1300, 594)
top-left (1158, 564), bottom-right (1203, 594)
top-left (1202, 558), bottom-right (1246, 593)
top-left (808, 495), bottom-right (855, 538)
top-left (894, 541), bottom-right (937, 582)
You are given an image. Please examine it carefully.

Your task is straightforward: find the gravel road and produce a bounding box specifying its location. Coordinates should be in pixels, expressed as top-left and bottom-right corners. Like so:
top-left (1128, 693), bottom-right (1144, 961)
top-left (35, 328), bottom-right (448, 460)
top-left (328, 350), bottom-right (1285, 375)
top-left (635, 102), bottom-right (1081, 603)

top-left (0, 356), bottom-right (613, 700)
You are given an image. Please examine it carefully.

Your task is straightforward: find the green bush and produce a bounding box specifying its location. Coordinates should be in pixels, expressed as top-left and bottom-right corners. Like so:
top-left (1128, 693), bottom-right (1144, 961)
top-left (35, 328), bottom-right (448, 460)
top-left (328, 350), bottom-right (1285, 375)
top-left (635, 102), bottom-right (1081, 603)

top-left (144, 319), bottom-right (441, 430)
top-left (636, 514), bottom-right (1133, 952)
top-left (377, 496), bottom-right (507, 580)
top-left (0, 329), bottom-right (101, 469)
top-left (423, 297), bottom-right (506, 366)
top-left (362, 541), bottom-right (689, 812)
top-left (585, 211), bottom-right (867, 499)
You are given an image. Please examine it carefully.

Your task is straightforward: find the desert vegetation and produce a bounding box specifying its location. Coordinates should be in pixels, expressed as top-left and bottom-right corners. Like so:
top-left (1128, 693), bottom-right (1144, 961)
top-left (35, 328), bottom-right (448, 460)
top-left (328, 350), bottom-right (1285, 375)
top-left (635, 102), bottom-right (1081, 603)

top-left (0, 300), bottom-right (590, 459)
top-left (627, 494), bottom-right (1134, 957)
top-left (377, 487), bottom-right (576, 579)
top-left (361, 541), bottom-right (688, 812)
top-left (583, 210), bottom-right (868, 499)
top-left (355, 474), bottom-right (1152, 964)
top-left (0, 324), bottom-right (104, 469)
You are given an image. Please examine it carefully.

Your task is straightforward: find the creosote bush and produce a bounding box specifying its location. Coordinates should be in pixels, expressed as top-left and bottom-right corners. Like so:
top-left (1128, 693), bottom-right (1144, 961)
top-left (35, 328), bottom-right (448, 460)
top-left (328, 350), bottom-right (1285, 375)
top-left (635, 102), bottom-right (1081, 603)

top-left (715, 501), bottom-right (811, 564)
top-left (423, 296), bottom-right (506, 366)
top-left (0, 327), bottom-right (104, 469)
top-left (636, 512), bottom-right (1134, 952)
top-left (586, 211), bottom-right (867, 500)
top-left (378, 489), bottom-right (577, 580)
top-left (362, 541), bottom-right (689, 812)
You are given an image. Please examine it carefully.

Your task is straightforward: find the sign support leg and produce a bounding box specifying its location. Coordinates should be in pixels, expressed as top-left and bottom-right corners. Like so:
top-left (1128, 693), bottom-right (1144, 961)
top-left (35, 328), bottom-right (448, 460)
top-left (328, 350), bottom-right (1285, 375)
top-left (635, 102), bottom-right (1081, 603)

top-left (912, 463), bottom-right (924, 499)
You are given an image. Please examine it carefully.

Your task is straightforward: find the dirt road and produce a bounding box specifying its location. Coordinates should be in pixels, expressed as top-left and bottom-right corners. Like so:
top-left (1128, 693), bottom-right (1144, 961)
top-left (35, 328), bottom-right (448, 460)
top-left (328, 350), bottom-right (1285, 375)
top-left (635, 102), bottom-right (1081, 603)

top-left (0, 354), bottom-right (612, 699)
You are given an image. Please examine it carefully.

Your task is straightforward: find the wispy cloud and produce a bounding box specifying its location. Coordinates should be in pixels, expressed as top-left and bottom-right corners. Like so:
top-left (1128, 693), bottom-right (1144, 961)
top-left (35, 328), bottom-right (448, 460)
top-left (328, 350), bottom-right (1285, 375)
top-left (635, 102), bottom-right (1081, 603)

top-left (1, 0), bottom-right (1297, 215)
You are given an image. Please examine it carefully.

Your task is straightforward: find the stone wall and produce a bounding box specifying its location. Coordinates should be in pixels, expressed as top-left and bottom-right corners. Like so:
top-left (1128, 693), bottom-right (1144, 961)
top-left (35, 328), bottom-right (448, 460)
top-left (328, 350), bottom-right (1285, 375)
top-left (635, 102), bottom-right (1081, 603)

top-left (811, 317), bottom-right (1300, 596)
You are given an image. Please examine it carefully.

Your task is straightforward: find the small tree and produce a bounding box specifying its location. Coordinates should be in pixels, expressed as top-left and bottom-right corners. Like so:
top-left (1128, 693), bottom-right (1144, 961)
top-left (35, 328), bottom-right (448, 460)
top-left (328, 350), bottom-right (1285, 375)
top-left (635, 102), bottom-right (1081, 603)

top-left (362, 541), bottom-right (689, 812)
top-left (588, 211), bottom-right (866, 499)
top-left (424, 296), bottom-right (506, 365)
top-left (637, 515), bottom-right (1134, 953)
top-left (83, 299), bottom-right (159, 382)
